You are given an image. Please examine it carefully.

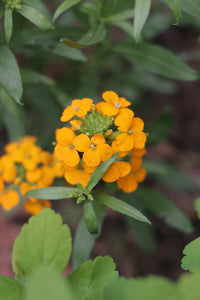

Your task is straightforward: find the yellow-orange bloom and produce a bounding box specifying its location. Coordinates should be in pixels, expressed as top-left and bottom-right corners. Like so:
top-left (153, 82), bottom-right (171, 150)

top-left (61, 98), bottom-right (93, 122)
top-left (98, 91), bottom-right (132, 116)
top-left (102, 161), bottom-right (131, 182)
top-left (0, 190), bottom-right (20, 211)
top-left (55, 127), bottom-right (80, 168)
top-left (73, 133), bottom-right (113, 167)
top-left (24, 199), bottom-right (51, 216)
top-left (64, 166), bottom-right (91, 187)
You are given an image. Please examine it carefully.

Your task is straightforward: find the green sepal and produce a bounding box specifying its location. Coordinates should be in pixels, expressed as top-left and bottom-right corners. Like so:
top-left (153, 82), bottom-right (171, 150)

top-left (84, 201), bottom-right (98, 234)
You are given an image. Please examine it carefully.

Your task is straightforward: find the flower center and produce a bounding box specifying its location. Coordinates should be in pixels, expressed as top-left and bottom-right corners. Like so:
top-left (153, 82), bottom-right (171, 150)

top-left (74, 106), bottom-right (79, 112)
top-left (90, 144), bottom-right (96, 150)
top-left (114, 101), bottom-right (121, 109)
top-left (67, 144), bottom-right (74, 149)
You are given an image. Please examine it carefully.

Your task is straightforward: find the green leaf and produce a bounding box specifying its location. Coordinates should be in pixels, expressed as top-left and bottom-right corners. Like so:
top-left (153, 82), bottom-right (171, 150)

top-left (133, 0), bottom-right (151, 42)
top-left (181, 237), bottom-right (200, 271)
top-left (72, 202), bottom-right (105, 269)
top-left (53, 0), bottom-right (82, 22)
top-left (147, 108), bottom-right (173, 146)
top-left (26, 265), bottom-right (73, 300)
top-left (21, 69), bottom-right (55, 86)
top-left (62, 24), bottom-right (107, 49)
top-left (84, 201), bottom-right (98, 234)
top-left (52, 43), bottom-right (86, 62)
top-left (4, 8), bottom-right (13, 44)
top-left (26, 187), bottom-right (77, 200)
top-left (114, 41), bottom-right (199, 81)
top-left (178, 272), bottom-right (200, 299)
top-left (0, 45), bottom-right (23, 104)
top-left (105, 9), bottom-right (134, 23)
top-left (17, 5), bottom-right (54, 30)
top-left (67, 256), bottom-right (118, 300)
top-left (194, 197), bottom-right (200, 219)
top-left (12, 208), bottom-right (72, 277)
top-left (86, 153), bottom-right (119, 191)
top-left (96, 192), bottom-right (151, 224)
top-left (165, 0), bottom-right (182, 24)
top-left (0, 276), bottom-right (23, 300)
top-left (135, 186), bottom-right (193, 233)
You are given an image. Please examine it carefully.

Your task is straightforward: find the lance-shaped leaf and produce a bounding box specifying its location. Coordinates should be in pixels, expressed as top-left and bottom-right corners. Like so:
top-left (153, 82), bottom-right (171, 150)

top-left (62, 24), bottom-right (107, 49)
top-left (133, 0), bottom-right (151, 42)
top-left (17, 5), bottom-right (54, 30)
top-left (26, 187), bottom-right (77, 200)
top-left (12, 208), bottom-right (72, 277)
top-left (115, 41), bottom-right (199, 81)
top-left (86, 153), bottom-right (119, 191)
top-left (4, 8), bottom-right (13, 43)
top-left (21, 69), bottom-right (55, 86)
top-left (0, 45), bottom-right (23, 104)
top-left (0, 276), bottom-right (23, 300)
top-left (165, 0), bottom-right (182, 24)
top-left (53, 0), bottom-right (82, 22)
top-left (96, 192), bottom-right (151, 224)
top-left (84, 201), bottom-right (98, 234)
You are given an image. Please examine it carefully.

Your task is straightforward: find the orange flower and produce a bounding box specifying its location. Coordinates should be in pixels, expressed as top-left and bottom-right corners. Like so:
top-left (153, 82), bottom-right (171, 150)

top-left (61, 98), bottom-right (93, 122)
top-left (0, 190), bottom-right (20, 211)
top-left (102, 161), bottom-right (131, 182)
top-left (73, 133), bottom-right (113, 167)
top-left (98, 91), bottom-right (132, 116)
top-left (64, 166), bottom-right (91, 187)
top-left (54, 127), bottom-right (80, 168)
top-left (0, 155), bottom-right (17, 182)
top-left (117, 174), bottom-right (138, 193)
top-left (114, 110), bottom-right (146, 151)
top-left (24, 199), bottom-right (51, 216)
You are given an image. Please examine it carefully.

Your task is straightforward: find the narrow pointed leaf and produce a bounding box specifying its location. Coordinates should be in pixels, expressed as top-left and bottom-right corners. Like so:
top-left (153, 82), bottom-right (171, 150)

top-left (133, 0), bottom-right (151, 42)
top-left (165, 0), bottom-right (182, 24)
top-left (96, 192), bottom-right (151, 224)
top-left (4, 8), bottom-right (13, 43)
top-left (86, 153), bottom-right (119, 191)
top-left (62, 24), bottom-right (107, 49)
top-left (84, 201), bottom-right (98, 234)
top-left (21, 69), bottom-right (55, 86)
top-left (17, 5), bottom-right (54, 30)
top-left (105, 9), bottom-right (134, 23)
top-left (26, 187), bottom-right (77, 200)
top-left (53, 0), bottom-right (82, 22)
top-left (12, 208), bottom-right (72, 277)
top-left (115, 41), bottom-right (199, 81)
top-left (0, 45), bottom-right (23, 104)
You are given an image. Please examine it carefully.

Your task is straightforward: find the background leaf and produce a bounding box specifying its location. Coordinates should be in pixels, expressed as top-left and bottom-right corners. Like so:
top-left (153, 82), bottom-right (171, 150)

top-left (4, 8), bottom-right (13, 44)
top-left (115, 41), bottom-right (199, 81)
top-left (181, 237), bottom-right (200, 271)
top-left (133, 0), bottom-right (151, 42)
top-left (17, 5), bottom-right (54, 30)
top-left (53, 0), bottom-right (82, 22)
top-left (0, 45), bottom-right (23, 104)
top-left (12, 208), bottom-right (72, 277)
top-left (84, 201), bottom-right (98, 234)
top-left (165, 0), bottom-right (182, 24)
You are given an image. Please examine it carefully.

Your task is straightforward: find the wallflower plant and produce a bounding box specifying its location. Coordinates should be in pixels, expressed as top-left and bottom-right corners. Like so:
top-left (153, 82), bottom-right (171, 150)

top-left (1, 208), bottom-right (200, 300)
top-left (27, 91), bottom-right (150, 235)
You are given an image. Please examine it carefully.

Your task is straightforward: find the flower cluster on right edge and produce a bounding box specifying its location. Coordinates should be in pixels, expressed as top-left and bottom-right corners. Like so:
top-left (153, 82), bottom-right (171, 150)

top-left (54, 91), bottom-right (147, 193)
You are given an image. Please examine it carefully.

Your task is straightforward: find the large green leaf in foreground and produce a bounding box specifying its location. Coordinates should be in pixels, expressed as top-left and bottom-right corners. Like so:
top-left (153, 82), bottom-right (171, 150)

top-left (0, 276), bottom-right (23, 300)
top-left (181, 237), bottom-right (200, 272)
top-left (12, 208), bottom-right (72, 277)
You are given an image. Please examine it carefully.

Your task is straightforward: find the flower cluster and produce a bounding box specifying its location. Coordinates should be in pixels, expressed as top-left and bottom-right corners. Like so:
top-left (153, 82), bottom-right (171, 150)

top-left (54, 91), bottom-right (147, 193)
top-left (0, 136), bottom-right (64, 215)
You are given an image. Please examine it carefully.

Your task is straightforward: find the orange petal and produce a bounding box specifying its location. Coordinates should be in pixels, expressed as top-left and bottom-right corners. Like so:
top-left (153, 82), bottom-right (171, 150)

top-left (83, 149), bottom-right (101, 167)
top-left (130, 156), bottom-right (142, 171)
top-left (64, 169), bottom-right (90, 187)
top-left (132, 147), bottom-right (146, 156)
top-left (118, 97), bottom-right (131, 108)
top-left (115, 161), bottom-right (131, 177)
top-left (91, 134), bottom-right (105, 145)
top-left (102, 102), bottom-right (119, 116)
top-left (102, 91), bottom-right (119, 106)
top-left (63, 148), bottom-right (80, 168)
top-left (133, 132), bottom-right (147, 149)
top-left (60, 106), bottom-right (75, 122)
top-left (102, 164), bottom-right (120, 182)
top-left (117, 175), bottom-right (138, 193)
top-left (55, 127), bottom-right (75, 145)
top-left (134, 168), bottom-right (146, 183)
top-left (96, 144), bottom-right (113, 161)
top-left (115, 133), bottom-right (134, 151)
top-left (73, 134), bottom-right (91, 152)
top-left (114, 109), bottom-right (133, 131)
top-left (130, 117), bottom-right (144, 132)
top-left (0, 190), bottom-right (20, 211)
